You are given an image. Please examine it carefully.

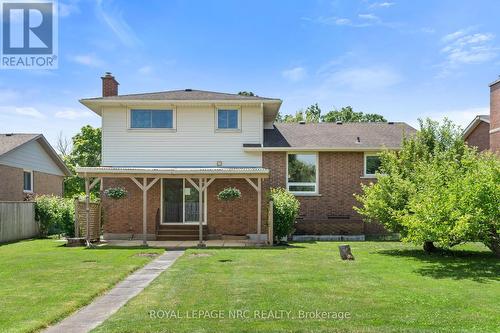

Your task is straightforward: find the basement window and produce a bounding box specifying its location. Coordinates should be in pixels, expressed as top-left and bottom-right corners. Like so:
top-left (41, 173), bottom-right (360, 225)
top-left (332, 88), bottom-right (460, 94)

top-left (287, 153), bottom-right (318, 194)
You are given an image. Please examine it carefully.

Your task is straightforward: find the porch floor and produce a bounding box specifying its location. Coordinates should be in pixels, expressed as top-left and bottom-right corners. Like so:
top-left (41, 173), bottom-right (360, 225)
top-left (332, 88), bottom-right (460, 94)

top-left (103, 239), bottom-right (262, 248)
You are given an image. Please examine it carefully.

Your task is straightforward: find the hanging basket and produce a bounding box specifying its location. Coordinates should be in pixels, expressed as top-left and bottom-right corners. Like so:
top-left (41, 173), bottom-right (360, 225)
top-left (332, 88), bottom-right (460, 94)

top-left (217, 187), bottom-right (241, 201)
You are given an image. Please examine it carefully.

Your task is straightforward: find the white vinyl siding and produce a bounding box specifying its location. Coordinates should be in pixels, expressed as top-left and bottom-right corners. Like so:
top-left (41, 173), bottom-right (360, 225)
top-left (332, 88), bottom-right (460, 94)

top-left (101, 104), bottom-right (263, 167)
top-left (0, 141), bottom-right (65, 176)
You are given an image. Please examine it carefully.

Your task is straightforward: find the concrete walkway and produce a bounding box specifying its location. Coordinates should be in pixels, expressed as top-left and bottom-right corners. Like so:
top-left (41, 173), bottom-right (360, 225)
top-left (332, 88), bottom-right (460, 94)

top-left (44, 250), bottom-right (184, 333)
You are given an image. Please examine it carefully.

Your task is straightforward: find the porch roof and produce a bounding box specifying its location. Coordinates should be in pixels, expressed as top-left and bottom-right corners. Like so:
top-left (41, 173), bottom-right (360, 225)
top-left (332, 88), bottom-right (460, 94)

top-left (76, 166), bottom-right (269, 178)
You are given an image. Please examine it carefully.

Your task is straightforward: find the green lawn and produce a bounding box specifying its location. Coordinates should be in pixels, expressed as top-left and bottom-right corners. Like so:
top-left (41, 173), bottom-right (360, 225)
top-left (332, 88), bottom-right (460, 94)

top-left (0, 239), bottom-right (163, 333)
top-left (93, 242), bottom-right (499, 333)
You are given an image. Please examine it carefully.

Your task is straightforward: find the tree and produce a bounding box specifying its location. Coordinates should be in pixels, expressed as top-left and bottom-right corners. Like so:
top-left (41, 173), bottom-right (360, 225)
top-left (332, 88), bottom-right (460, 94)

top-left (305, 103), bottom-right (321, 123)
top-left (63, 125), bottom-right (102, 198)
top-left (56, 131), bottom-right (71, 158)
top-left (238, 91), bottom-right (255, 96)
top-left (321, 106), bottom-right (386, 123)
top-left (355, 118), bottom-right (500, 256)
top-left (400, 149), bottom-right (500, 256)
top-left (355, 118), bottom-right (463, 250)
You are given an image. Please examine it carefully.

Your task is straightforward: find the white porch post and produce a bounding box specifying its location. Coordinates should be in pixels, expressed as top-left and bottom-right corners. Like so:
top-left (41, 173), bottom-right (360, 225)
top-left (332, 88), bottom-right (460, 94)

top-left (130, 177), bottom-right (159, 247)
top-left (198, 178), bottom-right (204, 247)
top-left (85, 177), bottom-right (90, 247)
top-left (245, 177), bottom-right (263, 243)
top-left (142, 178), bottom-right (147, 246)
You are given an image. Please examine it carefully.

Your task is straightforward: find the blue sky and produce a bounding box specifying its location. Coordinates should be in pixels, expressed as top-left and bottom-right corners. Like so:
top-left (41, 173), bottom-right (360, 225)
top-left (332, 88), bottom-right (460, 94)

top-left (1, 0), bottom-right (500, 148)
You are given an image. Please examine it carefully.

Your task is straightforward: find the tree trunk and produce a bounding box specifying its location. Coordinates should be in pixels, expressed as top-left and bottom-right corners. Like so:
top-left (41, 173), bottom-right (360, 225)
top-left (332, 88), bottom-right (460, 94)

top-left (485, 229), bottom-right (500, 258)
top-left (339, 244), bottom-right (355, 260)
top-left (423, 241), bottom-right (436, 253)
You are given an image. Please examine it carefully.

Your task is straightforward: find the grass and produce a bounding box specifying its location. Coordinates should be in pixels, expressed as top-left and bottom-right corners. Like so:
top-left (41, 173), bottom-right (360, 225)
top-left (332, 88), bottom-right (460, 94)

top-left (93, 242), bottom-right (500, 333)
top-left (0, 238), bottom-right (163, 333)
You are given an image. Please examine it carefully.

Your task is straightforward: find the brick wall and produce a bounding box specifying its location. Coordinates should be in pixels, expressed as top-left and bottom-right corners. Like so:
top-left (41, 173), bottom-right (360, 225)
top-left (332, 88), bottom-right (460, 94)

top-left (34, 171), bottom-right (63, 197)
top-left (0, 164), bottom-right (23, 201)
top-left (263, 151), bottom-right (387, 235)
top-left (101, 178), bottom-right (160, 237)
top-left (101, 177), bottom-right (262, 238)
top-left (207, 178), bottom-right (259, 235)
top-left (465, 121), bottom-right (490, 152)
top-left (0, 164), bottom-right (63, 201)
top-left (491, 81), bottom-right (500, 153)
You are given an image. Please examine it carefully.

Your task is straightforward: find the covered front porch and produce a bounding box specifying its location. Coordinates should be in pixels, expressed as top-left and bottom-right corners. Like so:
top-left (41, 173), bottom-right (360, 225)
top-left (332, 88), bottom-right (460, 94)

top-left (76, 166), bottom-right (271, 247)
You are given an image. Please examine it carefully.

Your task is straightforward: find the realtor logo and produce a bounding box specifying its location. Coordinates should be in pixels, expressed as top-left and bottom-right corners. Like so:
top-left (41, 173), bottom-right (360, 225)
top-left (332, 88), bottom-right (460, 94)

top-left (1, 0), bottom-right (58, 69)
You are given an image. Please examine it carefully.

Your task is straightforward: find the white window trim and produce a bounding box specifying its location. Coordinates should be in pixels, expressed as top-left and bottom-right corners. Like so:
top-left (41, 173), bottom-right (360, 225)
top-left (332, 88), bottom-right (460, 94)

top-left (23, 170), bottom-right (33, 193)
top-left (286, 152), bottom-right (319, 196)
top-left (214, 106), bottom-right (241, 132)
top-left (127, 107), bottom-right (177, 131)
top-left (364, 152), bottom-right (381, 178)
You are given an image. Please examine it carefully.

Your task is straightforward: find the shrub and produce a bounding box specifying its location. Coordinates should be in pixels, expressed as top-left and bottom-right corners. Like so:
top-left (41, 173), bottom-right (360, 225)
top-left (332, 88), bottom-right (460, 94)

top-left (268, 187), bottom-right (300, 243)
top-left (35, 195), bottom-right (75, 237)
top-left (104, 187), bottom-right (128, 199)
top-left (217, 187), bottom-right (241, 201)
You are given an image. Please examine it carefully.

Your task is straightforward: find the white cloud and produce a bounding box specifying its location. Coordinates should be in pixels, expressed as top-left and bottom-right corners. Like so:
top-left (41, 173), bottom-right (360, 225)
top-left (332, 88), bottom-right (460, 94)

top-left (323, 67), bottom-right (401, 91)
top-left (368, 2), bottom-right (395, 9)
top-left (54, 108), bottom-right (93, 120)
top-left (138, 65), bottom-right (153, 75)
top-left (70, 54), bottom-right (105, 67)
top-left (96, 0), bottom-right (140, 47)
top-left (358, 13), bottom-right (379, 21)
top-left (282, 67), bottom-right (307, 82)
top-left (438, 28), bottom-right (497, 77)
top-left (14, 107), bottom-right (45, 119)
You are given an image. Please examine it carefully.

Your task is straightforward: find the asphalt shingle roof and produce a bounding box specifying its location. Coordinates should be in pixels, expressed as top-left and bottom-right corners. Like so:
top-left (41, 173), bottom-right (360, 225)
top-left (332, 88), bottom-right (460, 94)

top-left (264, 122), bottom-right (416, 149)
top-left (0, 133), bottom-right (39, 156)
top-left (82, 89), bottom-right (280, 101)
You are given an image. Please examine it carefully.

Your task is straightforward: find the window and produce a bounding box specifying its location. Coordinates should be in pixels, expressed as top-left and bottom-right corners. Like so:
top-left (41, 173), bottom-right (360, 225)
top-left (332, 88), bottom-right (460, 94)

top-left (130, 109), bottom-right (173, 129)
top-left (287, 153), bottom-right (317, 194)
top-left (217, 109), bottom-right (239, 130)
top-left (23, 171), bottom-right (32, 192)
top-left (365, 154), bottom-right (382, 176)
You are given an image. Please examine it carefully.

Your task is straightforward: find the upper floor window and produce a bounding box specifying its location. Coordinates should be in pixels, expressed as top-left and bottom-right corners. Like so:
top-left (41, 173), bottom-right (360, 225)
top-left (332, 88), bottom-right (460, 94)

top-left (287, 153), bottom-right (318, 194)
top-left (130, 109), bottom-right (173, 129)
top-left (23, 170), bottom-right (33, 192)
top-left (365, 154), bottom-right (382, 176)
top-left (217, 109), bottom-right (239, 130)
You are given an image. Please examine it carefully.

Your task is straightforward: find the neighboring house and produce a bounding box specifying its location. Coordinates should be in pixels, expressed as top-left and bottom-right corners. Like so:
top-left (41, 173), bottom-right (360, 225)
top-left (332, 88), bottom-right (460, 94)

top-left (463, 115), bottom-right (490, 151)
top-left (0, 134), bottom-right (72, 201)
top-left (77, 73), bottom-right (415, 243)
top-left (489, 78), bottom-right (500, 153)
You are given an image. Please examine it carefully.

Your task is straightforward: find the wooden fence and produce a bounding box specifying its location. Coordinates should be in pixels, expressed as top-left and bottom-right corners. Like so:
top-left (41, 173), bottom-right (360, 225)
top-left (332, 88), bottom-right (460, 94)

top-left (0, 202), bottom-right (38, 243)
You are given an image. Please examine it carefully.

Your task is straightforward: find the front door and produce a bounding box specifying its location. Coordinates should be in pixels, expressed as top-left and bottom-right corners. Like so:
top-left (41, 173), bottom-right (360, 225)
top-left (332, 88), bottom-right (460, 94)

top-left (162, 179), bottom-right (204, 223)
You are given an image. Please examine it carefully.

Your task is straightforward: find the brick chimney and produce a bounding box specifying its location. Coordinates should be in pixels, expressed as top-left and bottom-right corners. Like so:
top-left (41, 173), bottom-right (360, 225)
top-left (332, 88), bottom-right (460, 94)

top-left (101, 72), bottom-right (119, 97)
top-left (490, 78), bottom-right (500, 153)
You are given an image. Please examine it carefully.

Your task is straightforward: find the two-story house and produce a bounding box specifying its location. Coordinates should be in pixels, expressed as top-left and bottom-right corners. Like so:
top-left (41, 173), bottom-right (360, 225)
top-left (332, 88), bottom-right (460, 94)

top-left (77, 73), bottom-right (415, 245)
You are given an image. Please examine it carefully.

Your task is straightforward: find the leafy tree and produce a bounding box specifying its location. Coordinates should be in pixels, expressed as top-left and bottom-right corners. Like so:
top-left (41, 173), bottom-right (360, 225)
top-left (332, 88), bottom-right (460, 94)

top-left (238, 91), bottom-right (255, 96)
top-left (400, 149), bottom-right (500, 256)
top-left (355, 118), bottom-right (500, 256)
top-left (305, 103), bottom-right (321, 123)
top-left (280, 110), bottom-right (305, 123)
top-left (321, 106), bottom-right (386, 123)
top-left (355, 119), bottom-right (463, 250)
top-left (63, 125), bottom-right (102, 198)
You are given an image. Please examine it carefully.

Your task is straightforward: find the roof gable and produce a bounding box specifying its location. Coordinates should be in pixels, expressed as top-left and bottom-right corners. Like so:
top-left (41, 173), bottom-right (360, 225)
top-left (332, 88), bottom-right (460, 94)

top-left (0, 134), bottom-right (72, 176)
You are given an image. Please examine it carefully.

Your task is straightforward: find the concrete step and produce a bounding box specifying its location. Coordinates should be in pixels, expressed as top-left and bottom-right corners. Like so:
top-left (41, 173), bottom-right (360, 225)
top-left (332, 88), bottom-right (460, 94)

top-left (156, 235), bottom-right (205, 241)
